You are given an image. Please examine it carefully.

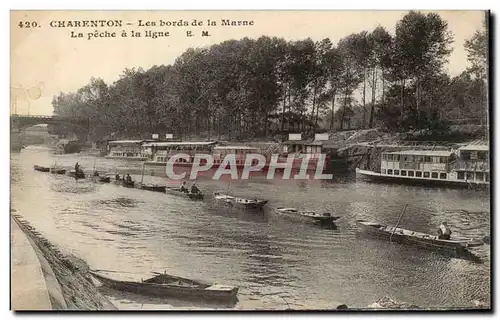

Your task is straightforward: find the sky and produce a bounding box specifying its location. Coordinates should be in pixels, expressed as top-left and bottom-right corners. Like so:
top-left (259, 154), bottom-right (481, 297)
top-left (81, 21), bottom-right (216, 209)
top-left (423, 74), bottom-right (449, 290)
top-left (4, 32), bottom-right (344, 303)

top-left (10, 10), bottom-right (486, 116)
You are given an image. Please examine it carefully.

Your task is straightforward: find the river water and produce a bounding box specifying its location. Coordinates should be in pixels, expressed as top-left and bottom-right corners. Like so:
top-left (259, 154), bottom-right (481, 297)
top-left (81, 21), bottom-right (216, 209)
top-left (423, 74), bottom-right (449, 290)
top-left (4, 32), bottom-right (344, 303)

top-left (10, 146), bottom-right (491, 310)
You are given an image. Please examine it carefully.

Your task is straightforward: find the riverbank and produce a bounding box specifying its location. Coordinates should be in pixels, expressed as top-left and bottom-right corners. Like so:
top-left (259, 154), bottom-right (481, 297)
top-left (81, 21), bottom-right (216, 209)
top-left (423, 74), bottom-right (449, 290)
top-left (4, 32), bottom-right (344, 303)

top-left (11, 213), bottom-right (116, 310)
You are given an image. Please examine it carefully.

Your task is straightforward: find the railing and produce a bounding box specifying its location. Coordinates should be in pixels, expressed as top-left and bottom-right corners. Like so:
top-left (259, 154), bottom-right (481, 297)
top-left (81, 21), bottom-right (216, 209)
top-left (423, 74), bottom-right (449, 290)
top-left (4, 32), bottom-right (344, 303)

top-left (454, 160), bottom-right (489, 171)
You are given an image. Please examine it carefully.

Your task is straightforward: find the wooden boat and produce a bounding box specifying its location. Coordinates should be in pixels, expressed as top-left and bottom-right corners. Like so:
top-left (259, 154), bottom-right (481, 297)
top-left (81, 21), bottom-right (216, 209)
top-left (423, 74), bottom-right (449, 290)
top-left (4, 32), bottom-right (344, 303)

top-left (50, 168), bottom-right (67, 174)
top-left (137, 184), bottom-right (167, 193)
top-left (356, 219), bottom-right (484, 253)
top-left (89, 271), bottom-right (238, 301)
top-left (165, 187), bottom-right (204, 200)
top-left (213, 192), bottom-right (268, 209)
top-left (97, 176), bottom-right (111, 183)
top-left (67, 170), bottom-right (85, 179)
top-left (121, 180), bottom-right (135, 188)
top-left (34, 165), bottom-right (50, 172)
top-left (275, 207), bottom-right (340, 225)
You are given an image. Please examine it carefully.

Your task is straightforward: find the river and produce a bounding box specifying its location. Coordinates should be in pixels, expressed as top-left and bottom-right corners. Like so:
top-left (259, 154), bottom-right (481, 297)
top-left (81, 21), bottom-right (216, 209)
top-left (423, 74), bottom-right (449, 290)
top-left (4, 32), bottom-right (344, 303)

top-left (10, 146), bottom-right (491, 310)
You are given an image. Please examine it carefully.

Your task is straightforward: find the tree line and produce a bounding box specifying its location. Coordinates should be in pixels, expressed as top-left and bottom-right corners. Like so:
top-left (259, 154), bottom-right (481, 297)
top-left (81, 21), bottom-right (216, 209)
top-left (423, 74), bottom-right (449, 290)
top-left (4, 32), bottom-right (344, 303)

top-left (52, 11), bottom-right (488, 141)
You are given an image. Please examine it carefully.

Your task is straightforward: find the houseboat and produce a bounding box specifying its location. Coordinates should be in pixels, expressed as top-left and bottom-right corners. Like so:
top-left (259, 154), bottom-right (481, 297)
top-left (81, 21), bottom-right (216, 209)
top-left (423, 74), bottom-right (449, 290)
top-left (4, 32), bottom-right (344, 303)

top-left (212, 145), bottom-right (265, 169)
top-left (280, 133), bottom-right (341, 171)
top-left (143, 141), bottom-right (218, 166)
top-left (356, 142), bottom-right (490, 188)
top-left (106, 140), bottom-right (149, 160)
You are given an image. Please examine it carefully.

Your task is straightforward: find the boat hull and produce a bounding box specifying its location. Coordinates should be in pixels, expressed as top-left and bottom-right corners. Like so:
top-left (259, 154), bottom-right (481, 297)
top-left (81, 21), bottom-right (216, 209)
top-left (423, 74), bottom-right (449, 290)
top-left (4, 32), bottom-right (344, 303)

top-left (356, 168), bottom-right (489, 190)
top-left (275, 209), bottom-right (338, 225)
top-left (90, 272), bottom-right (238, 301)
top-left (67, 170), bottom-right (85, 179)
top-left (138, 184), bottom-right (167, 193)
top-left (34, 165), bottom-right (50, 172)
top-left (50, 168), bottom-right (67, 174)
top-left (165, 187), bottom-right (204, 200)
top-left (357, 220), bottom-right (483, 260)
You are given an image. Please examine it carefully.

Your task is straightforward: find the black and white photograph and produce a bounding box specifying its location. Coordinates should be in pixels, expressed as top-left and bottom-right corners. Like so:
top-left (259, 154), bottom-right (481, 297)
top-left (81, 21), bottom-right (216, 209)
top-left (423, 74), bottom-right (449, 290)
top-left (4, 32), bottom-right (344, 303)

top-left (9, 10), bottom-right (490, 311)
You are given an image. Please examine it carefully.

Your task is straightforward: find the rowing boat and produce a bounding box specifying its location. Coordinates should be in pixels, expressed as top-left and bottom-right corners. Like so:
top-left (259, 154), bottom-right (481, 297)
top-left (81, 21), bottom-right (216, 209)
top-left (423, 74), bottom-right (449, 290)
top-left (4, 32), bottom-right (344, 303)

top-left (50, 168), bottom-right (67, 174)
top-left (213, 192), bottom-right (268, 209)
top-left (34, 165), bottom-right (50, 172)
top-left (356, 219), bottom-right (484, 252)
top-left (137, 184), bottom-right (167, 193)
top-left (90, 271), bottom-right (238, 301)
top-left (165, 187), bottom-right (204, 200)
top-left (67, 170), bottom-right (85, 179)
top-left (276, 207), bottom-right (340, 224)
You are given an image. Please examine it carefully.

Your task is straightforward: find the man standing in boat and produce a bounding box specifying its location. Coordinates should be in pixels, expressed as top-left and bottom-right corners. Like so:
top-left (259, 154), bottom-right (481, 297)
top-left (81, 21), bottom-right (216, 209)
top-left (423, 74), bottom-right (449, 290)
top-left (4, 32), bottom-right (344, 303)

top-left (437, 222), bottom-right (452, 240)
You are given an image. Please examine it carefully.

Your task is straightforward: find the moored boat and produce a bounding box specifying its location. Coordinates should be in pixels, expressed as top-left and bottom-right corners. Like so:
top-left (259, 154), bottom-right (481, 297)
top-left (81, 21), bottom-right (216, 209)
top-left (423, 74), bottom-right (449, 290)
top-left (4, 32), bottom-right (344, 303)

top-left (89, 271), bottom-right (239, 301)
top-left (50, 168), bottom-right (67, 174)
top-left (166, 187), bottom-right (204, 200)
top-left (275, 207), bottom-right (339, 225)
top-left (34, 165), bottom-right (50, 172)
top-left (356, 219), bottom-right (484, 253)
top-left (137, 184), bottom-right (167, 193)
top-left (213, 192), bottom-right (268, 209)
top-left (97, 176), bottom-right (111, 183)
top-left (67, 170), bottom-right (85, 179)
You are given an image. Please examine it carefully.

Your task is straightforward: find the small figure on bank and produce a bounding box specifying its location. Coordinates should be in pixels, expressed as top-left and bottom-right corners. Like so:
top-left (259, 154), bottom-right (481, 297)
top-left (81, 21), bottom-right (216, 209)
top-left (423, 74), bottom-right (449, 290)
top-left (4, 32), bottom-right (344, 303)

top-left (74, 162), bottom-right (80, 173)
top-left (180, 181), bottom-right (188, 193)
top-left (115, 174), bottom-right (120, 181)
top-left (126, 174), bottom-right (132, 183)
top-left (93, 170), bottom-right (99, 177)
top-left (437, 222), bottom-right (452, 240)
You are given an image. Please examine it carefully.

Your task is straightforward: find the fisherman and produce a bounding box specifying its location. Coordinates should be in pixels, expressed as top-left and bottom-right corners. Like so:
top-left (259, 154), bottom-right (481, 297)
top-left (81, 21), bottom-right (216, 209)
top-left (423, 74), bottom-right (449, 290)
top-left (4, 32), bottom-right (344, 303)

top-left (179, 181), bottom-right (188, 193)
top-left (74, 162), bottom-right (80, 173)
top-left (190, 182), bottom-right (200, 194)
top-left (437, 222), bottom-right (452, 240)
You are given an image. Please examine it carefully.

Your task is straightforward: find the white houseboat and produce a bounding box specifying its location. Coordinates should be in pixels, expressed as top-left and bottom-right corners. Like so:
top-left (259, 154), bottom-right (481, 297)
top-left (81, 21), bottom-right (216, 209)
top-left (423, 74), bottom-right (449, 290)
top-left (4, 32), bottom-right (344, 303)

top-left (105, 140), bottom-right (149, 160)
top-left (143, 141), bottom-right (218, 166)
top-left (356, 141), bottom-right (489, 188)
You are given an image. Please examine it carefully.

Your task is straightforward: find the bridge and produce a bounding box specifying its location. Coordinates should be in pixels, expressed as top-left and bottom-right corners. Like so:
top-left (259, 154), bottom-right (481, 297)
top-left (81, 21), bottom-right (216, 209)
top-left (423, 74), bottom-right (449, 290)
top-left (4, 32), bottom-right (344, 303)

top-left (10, 114), bottom-right (90, 132)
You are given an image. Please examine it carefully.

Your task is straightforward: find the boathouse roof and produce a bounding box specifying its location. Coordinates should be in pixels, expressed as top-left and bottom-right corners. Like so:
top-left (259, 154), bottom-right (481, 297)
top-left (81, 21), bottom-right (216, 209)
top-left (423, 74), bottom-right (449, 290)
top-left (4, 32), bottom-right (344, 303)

top-left (142, 141), bottom-right (217, 147)
top-left (458, 143), bottom-right (489, 152)
top-left (213, 146), bottom-right (259, 150)
top-left (383, 150), bottom-right (454, 157)
top-left (108, 140), bottom-right (145, 144)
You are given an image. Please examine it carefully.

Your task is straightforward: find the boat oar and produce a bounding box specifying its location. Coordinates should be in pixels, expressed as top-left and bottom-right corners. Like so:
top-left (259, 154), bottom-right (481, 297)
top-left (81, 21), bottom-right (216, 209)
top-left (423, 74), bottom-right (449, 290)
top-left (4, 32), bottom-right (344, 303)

top-left (390, 204), bottom-right (408, 242)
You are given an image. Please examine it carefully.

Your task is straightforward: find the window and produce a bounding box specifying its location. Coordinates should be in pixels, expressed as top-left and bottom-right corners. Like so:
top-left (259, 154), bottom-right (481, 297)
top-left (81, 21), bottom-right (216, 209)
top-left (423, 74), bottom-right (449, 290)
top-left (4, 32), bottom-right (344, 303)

top-left (387, 169), bottom-right (393, 175)
top-left (440, 173), bottom-right (447, 179)
top-left (408, 171), bottom-right (415, 177)
top-left (431, 172), bottom-right (439, 179)
top-left (424, 172), bottom-right (430, 178)
top-left (457, 172), bottom-right (465, 180)
top-left (403, 156), bottom-right (408, 161)
top-left (476, 172), bottom-right (484, 181)
top-left (394, 170), bottom-right (400, 175)
top-left (485, 174), bottom-right (489, 182)
top-left (401, 170), bottom-right (407, 176)
top-left (424, 156), bottom-right (432, 162)
top-left (466, 172), bottom-right (474, 180)
top-left (382, 169), bottom-right (386, 174)
top-left (416, 171), bottom-right (422, 177)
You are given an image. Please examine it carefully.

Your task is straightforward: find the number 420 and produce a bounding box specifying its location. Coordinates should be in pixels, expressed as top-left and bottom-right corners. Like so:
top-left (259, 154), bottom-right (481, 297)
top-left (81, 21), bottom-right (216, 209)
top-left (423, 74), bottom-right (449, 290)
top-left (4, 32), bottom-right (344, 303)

top-left (18, 21), bottom-right (39, 28)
